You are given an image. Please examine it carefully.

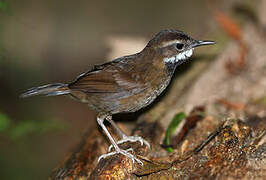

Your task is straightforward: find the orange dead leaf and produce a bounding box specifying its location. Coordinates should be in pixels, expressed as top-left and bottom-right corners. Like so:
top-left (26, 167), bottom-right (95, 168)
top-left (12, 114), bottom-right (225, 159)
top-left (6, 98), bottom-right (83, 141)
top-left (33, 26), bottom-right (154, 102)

top-left (208, 2), bottom-right (243, 43)
top-left (207, 1), bottom-right (248, 74)
top-left (216, 99), bottom-right (246, 111)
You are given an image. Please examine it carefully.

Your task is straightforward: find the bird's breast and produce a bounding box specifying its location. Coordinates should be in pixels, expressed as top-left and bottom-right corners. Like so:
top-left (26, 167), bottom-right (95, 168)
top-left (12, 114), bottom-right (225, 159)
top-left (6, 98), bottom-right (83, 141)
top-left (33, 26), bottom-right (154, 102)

top-left (117, 68), bottom-right (171, 113)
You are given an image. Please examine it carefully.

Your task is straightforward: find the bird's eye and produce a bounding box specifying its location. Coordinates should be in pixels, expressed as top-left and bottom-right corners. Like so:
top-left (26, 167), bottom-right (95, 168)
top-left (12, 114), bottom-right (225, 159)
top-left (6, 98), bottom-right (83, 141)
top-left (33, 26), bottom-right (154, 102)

top-left (176, 43), bottom-right (184, 50)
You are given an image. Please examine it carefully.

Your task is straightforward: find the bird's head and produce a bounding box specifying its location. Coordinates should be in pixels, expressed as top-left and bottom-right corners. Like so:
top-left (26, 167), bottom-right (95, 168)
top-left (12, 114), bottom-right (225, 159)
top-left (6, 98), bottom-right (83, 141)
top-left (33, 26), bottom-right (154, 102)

top-left (145, 29), bottom-right (215, 65)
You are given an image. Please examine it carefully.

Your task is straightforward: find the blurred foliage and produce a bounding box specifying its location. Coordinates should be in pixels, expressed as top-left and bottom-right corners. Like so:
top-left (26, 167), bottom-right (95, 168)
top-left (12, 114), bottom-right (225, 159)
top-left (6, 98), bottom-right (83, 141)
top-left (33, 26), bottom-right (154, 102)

top-left (0, 0), bottom-right (8, 11)
top-left (164, 112), bottom-right (186, 153)
top-left (0, 112), bottom-right (67, 140)
top-left (251, 96), bottom-right (266, 106)
top-left (0, 112), bottom-right (10, 132)
top-left (0, 1), bottom-right (8, 10)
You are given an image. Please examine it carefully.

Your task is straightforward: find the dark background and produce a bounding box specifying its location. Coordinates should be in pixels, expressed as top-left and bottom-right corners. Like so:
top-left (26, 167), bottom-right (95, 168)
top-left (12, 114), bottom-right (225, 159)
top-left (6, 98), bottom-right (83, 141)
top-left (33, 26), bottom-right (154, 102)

top-left (0, 0), bottom-right (224, 179)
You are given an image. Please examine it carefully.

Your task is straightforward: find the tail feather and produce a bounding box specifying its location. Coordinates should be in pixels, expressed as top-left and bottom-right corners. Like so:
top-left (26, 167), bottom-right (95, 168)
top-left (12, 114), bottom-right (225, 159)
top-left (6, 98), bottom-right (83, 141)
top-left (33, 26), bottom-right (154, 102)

top-left (20, 83), bottom-right (70, 98)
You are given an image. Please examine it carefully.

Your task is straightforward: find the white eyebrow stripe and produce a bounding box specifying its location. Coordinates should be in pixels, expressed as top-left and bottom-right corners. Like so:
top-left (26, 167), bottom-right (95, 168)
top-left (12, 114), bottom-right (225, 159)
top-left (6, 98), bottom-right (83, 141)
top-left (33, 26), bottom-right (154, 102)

top-left (160, 40), bottom-right (181, 48)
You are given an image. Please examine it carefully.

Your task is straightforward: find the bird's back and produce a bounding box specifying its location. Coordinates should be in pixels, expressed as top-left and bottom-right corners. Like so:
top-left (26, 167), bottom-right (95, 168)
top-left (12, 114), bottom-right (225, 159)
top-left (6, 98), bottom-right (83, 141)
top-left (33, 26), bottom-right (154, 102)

top-left (68, 50), bottom-right (171, 114)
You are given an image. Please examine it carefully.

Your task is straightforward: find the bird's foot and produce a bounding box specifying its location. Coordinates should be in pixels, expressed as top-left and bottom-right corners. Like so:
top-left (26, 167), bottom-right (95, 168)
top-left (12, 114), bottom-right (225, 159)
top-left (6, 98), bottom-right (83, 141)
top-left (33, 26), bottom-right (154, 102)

top-left (108, 136), bottom-right (150, 152)
top-left (98, 148), bottom-right (143, 165)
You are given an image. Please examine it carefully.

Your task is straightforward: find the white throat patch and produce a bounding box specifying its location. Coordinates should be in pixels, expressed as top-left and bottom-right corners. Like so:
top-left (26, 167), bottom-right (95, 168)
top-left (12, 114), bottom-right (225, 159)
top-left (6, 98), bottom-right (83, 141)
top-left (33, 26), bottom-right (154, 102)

top-left (164, 48), bottom-right (194, 64)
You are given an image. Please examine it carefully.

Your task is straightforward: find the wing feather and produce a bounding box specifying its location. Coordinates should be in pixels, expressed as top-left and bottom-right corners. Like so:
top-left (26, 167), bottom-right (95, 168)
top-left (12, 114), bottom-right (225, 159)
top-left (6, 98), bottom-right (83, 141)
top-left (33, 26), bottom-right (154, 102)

top-left (68, 58), bottom-right (142, 93)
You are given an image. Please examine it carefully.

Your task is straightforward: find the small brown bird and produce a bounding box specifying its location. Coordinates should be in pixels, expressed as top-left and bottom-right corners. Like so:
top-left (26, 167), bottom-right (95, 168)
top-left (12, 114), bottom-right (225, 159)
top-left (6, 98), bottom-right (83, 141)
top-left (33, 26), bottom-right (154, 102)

top-left (20, 29), bottom-right (215, 165)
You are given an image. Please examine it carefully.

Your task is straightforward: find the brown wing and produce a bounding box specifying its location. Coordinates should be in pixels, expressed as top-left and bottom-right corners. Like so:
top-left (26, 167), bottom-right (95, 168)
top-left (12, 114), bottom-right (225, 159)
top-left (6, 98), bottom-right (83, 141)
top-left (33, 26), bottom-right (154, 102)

top-left (68, 58), bottom-right (144, 93)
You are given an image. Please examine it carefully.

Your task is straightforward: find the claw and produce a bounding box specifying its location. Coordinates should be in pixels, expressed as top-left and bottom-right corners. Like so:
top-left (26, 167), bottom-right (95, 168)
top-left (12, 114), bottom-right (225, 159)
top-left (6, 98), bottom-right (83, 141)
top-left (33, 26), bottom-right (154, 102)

top-left (108, 136), bottom-right (150, 152)
top-left (98, 148), bottom-right (143, 166)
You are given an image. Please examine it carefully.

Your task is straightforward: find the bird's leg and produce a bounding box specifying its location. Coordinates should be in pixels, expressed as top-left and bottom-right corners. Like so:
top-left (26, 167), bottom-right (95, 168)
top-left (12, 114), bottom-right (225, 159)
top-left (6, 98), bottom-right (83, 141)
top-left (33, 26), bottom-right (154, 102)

top-left (105, 115), bottom-right (150, 152)
top-left (97, 113), bottom-right (143, 165)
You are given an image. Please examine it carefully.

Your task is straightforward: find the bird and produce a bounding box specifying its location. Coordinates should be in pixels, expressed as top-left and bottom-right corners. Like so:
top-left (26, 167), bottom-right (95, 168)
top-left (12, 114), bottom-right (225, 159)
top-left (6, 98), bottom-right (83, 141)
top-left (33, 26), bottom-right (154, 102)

top-left (20, 29), bottom-right (215, 165)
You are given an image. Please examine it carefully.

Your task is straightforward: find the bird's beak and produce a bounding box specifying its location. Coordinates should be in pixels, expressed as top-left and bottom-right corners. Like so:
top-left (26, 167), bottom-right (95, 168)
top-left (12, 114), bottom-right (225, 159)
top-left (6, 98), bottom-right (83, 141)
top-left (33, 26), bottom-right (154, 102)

top-left (192, 40), bottom-right (215, 48)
